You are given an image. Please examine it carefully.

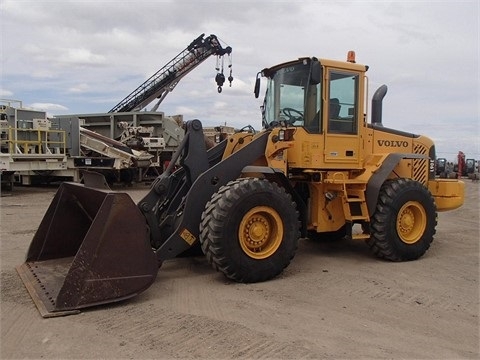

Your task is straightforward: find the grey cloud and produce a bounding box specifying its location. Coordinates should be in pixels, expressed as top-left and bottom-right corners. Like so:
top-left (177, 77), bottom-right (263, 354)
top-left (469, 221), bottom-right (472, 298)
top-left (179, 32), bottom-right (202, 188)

top-left (1, 0), bottom-right (478, 160)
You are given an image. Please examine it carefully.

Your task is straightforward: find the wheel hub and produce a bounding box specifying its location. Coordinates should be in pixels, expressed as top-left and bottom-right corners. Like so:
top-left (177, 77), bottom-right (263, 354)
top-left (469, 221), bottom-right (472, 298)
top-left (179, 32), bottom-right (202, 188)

top-left (399, 209), bottom-right (414, 230)
top-left (239, 206), bottom-right (283, 259)
top-left (397, 201), bottom-right (427, 244)
top-left (245, 217), bottom-right (269, 245)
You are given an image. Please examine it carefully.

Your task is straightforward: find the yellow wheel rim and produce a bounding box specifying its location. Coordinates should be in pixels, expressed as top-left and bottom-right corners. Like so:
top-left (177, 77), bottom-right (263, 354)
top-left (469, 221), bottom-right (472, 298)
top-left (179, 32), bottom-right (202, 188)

top-left (396, 201), bottom-right (427, 244)
top-left (238, 206), bottom-right (283, 259)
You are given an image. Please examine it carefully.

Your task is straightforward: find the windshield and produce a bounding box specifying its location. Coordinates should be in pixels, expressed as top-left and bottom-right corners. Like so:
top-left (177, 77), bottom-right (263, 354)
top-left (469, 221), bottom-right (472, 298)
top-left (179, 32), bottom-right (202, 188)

top-left (262, 60), bottom-right (321, 132)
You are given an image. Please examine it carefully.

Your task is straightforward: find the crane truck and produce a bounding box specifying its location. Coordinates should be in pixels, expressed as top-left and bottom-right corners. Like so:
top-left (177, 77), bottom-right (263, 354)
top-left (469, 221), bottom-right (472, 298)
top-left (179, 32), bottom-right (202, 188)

top-left (17, 52), bottom-right (464, 317)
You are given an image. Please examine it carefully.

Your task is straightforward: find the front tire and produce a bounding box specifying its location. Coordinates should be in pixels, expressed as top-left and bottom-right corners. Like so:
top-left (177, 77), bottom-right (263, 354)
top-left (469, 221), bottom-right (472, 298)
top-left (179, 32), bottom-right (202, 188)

top-left (200, 178), bottom-right (300, 283)
top-left (367, 178), bottom-right (437, 261)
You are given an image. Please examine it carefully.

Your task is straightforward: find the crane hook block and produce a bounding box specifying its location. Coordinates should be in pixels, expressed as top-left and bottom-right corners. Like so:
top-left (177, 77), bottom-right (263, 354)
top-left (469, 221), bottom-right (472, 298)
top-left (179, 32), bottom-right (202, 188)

top-left (215, 72), bottom-right (225, 93)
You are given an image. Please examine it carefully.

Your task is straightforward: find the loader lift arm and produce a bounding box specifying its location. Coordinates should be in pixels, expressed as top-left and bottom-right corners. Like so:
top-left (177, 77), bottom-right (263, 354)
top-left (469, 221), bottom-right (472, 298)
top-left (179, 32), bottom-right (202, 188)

top-left (138, 120), bottom-right (270, 262)
top-left (109, 34), bottom-right (233, 113)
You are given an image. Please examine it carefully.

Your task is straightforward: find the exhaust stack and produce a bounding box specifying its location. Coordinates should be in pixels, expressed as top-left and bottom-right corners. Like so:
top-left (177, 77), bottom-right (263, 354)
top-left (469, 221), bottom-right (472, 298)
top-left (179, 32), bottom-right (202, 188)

top-left (371, 84), bottom-right (388, 125)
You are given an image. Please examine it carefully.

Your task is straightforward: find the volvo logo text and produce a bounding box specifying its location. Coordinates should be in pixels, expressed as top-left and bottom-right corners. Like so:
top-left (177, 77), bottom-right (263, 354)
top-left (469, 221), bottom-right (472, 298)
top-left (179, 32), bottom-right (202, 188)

top-left (377, 140), bottom-right (409, 147)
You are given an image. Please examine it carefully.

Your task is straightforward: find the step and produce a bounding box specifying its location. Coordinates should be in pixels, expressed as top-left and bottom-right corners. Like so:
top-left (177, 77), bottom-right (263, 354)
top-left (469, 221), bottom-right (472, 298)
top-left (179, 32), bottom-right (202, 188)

top-left (351, 233), bottom-right (371, 240)
top-left (346, 197), bottom-right (364, 203)
top-left (350, 215), bottom-right (369, 221)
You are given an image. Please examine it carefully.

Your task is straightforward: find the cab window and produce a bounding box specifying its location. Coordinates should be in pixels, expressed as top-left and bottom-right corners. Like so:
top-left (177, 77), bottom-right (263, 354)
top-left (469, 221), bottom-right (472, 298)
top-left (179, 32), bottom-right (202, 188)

top-left (328, 71), bottom-right (358, 134)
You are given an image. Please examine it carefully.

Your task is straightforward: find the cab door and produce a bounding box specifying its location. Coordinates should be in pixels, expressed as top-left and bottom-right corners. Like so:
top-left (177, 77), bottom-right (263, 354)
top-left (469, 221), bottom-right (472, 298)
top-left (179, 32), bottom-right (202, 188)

top-left (323, 70), bottom-right (361, 165)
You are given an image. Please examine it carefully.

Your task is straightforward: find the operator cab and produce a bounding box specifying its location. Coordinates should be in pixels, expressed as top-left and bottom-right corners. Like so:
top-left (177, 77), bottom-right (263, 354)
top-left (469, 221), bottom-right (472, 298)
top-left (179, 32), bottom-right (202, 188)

top-left (255, 55), bottom-right (368, 167)
top-left (256, 57), bottom-right (361, 135)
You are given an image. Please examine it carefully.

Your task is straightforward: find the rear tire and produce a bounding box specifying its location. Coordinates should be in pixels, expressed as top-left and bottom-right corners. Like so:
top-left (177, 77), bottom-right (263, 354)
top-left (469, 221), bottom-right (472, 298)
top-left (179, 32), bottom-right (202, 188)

top-left (367, 178), bottom-right (437, 261)
top-left (200, 178), bottom-right (300, 283)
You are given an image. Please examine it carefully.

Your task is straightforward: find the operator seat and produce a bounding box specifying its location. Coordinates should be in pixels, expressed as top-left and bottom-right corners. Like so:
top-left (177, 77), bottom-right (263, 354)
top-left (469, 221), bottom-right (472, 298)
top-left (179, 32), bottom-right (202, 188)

top-left (329, 98), bottom-right (341, 119)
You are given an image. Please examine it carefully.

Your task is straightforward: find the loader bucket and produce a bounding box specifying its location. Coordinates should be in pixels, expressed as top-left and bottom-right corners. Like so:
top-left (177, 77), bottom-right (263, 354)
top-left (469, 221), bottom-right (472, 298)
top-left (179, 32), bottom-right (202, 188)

top-left (16, 182), bottom-right (158, 317)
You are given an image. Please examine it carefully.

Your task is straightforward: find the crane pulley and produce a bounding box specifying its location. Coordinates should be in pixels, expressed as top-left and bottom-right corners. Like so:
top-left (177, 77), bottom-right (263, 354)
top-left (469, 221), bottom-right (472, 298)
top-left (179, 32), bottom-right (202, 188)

top-left (215, 49), bottom-right (233, 93)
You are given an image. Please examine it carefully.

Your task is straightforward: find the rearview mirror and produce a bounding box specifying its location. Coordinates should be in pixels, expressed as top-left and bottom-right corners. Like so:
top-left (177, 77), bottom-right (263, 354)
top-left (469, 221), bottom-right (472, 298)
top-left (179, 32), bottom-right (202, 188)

top-left (254, 73), bottom-right (261, 98)
top-left (310, 59), bottom-right (321, 85)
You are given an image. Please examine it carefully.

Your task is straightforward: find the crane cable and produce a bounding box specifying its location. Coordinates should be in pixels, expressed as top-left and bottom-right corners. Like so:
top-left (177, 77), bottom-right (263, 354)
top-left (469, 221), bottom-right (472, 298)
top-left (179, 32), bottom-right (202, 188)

top-left (214, 38), bottom-right (233, 93)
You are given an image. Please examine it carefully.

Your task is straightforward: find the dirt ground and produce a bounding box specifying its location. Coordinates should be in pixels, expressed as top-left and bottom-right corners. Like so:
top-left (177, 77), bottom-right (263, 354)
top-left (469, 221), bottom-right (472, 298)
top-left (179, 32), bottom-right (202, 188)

top-left (0, 180), bottom-right (478, 359)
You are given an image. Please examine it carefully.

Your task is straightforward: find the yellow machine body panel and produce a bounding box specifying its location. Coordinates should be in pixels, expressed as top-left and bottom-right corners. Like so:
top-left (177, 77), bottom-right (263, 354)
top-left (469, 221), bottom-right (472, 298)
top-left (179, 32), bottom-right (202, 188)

top-left (427, 179), bottom-right (464, 211)
top-left (255, 55), bottom-right (464, 234)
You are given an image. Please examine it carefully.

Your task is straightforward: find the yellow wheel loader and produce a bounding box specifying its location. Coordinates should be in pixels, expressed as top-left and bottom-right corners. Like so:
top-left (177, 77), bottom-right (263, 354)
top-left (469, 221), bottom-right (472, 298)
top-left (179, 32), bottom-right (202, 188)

top-left (17, 53), bottom-right (464, 317)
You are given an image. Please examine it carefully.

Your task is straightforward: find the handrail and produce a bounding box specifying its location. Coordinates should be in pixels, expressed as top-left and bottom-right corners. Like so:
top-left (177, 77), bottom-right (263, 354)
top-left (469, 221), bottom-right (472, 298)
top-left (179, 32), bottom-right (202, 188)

top-left (1, 127), bottom-right (67, 156)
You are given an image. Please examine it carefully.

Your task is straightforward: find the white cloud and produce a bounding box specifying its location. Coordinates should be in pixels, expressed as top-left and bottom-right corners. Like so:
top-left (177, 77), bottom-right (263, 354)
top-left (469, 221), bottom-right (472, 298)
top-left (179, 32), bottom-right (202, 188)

top-left (57, 48), bottom-right (107, 66)
top-left (68, 83), bottom-right (90, 93)
top-left (29, 103), bottom-right (68, 113)
top-left (213, 101), bottom-right (228, 110)
top-left (174, 106), bottom-right (196, 116)
top-left (0, 89), bottom-right (14, 97)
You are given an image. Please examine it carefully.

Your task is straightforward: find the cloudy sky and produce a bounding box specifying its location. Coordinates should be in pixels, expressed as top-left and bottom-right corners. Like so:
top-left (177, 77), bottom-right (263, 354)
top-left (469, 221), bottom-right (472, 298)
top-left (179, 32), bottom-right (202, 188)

top-left (1, 0), bottom-right (478, 161)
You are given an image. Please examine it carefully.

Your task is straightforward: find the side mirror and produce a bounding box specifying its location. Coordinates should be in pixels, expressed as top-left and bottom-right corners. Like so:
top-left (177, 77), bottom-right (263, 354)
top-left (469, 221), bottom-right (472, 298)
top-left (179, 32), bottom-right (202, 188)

top-left (310, 60), bottom-right (321, 85)
top-left (254, 73), bottom-right (261, 98)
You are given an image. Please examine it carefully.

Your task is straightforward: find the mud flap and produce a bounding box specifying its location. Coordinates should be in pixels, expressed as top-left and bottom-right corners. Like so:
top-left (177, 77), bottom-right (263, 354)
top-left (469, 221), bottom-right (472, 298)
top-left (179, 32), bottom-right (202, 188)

top-left (16, 182), bottom-right (158, 317)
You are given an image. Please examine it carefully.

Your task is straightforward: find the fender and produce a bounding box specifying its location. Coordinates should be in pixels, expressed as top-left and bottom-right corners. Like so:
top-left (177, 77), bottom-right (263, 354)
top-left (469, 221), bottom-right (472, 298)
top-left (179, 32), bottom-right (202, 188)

top-left (366, 153), bottom-right (428, 216)
top-left (241, 165), bottom-right (308, 238)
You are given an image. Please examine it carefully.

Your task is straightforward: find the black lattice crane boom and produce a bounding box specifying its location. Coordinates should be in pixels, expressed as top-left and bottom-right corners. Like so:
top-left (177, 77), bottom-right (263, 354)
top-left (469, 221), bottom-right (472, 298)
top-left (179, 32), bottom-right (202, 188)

top-left (109, 33), bottom-right (232, 113)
